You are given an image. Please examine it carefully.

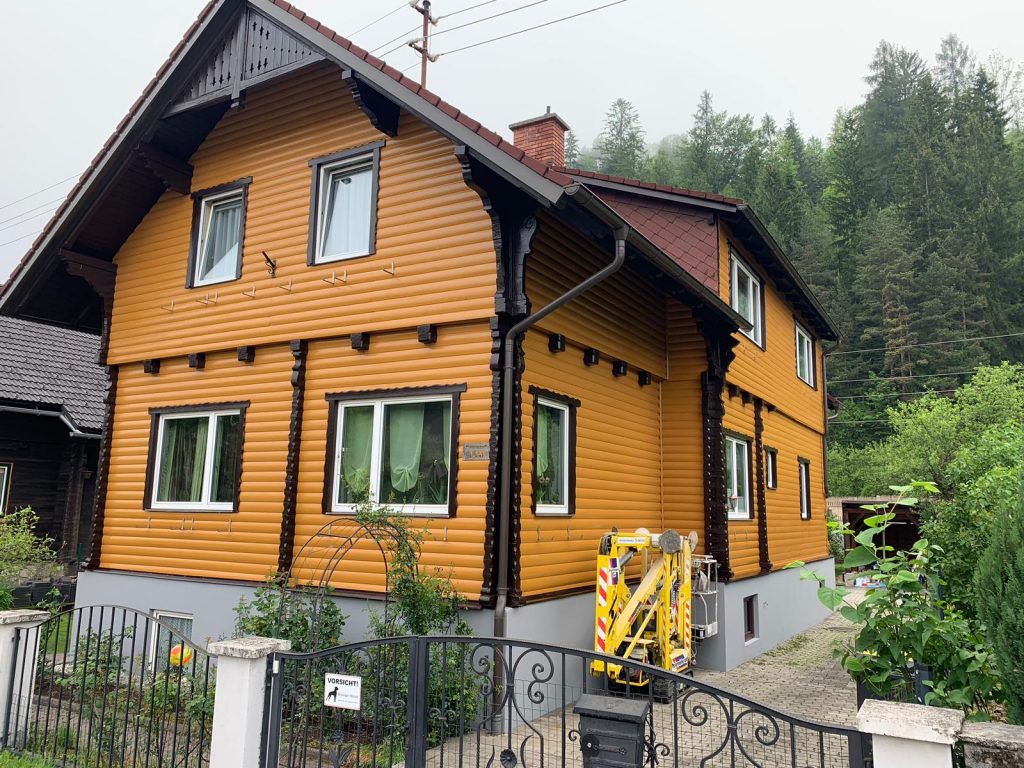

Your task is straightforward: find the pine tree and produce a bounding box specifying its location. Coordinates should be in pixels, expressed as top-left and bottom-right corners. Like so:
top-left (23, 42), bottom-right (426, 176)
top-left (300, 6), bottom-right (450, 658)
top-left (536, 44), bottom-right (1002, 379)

top-left (594, 98), bottom-right (647, 178)
top-left (935, 34), bottom-right (976, 100)
top-left (564, 130), bottom-right (581, 167)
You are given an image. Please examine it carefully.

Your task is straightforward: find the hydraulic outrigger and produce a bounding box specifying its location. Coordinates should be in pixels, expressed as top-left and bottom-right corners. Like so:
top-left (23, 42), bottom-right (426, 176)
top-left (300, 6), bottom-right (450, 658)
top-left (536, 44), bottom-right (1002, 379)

top-left (591, 528), bottom-right (718, 690)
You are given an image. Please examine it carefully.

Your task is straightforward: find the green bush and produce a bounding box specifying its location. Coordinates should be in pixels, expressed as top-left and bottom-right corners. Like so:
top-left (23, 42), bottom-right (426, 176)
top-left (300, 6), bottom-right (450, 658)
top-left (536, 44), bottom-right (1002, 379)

top-left (234, 574), bottom-right (346, 652)
top-left (0, 506), bottom-right (55, 608)
top-left (975, 479), bottom-right (1024, 724)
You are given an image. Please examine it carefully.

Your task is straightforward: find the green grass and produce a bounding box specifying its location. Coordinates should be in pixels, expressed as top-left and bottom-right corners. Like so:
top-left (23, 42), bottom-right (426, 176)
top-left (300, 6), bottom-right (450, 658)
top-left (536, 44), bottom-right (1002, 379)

top-left (41, 613), bottom-right (70, 655)
top-left (0, 752), bottom-right (58, 768)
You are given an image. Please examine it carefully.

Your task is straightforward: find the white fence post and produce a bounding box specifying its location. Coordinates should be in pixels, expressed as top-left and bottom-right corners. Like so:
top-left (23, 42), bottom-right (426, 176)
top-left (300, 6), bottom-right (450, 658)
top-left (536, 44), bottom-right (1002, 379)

top-left (857, 699), bottom-right (964, 768)
top-left (207, 636), bottom-right (291, 768)
top-left (0, 609), bottom-right (50, 749)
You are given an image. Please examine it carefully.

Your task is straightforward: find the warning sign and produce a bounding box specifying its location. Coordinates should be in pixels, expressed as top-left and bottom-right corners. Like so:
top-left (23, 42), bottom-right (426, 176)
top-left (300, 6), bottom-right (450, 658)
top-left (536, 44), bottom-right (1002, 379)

top-left (323, 673), bottom-right (362, 710)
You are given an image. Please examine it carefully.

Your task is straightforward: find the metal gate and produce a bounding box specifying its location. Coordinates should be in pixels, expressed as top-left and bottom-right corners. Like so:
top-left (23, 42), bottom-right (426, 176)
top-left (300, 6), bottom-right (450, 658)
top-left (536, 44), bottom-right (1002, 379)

top-left (1, 605), bottom-right (215, 768)
top-left (263, 636), bottom-right (869, 768)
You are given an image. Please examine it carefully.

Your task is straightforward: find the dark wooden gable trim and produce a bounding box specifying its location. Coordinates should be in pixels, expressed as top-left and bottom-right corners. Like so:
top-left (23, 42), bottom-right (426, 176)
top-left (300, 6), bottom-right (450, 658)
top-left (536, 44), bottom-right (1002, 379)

top-left (341, 69), bottom-right (400, 137)
top-left (278, 339), bottom-right (308, 573)
top-left (83, 364), bottom-right (118, 570)
top-left (753, 398), bottom-right (772, 573)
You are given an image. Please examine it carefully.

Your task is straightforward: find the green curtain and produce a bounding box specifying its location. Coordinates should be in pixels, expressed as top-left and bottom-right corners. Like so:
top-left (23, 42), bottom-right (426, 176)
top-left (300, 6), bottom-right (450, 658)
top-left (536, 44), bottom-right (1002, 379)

top-left (157, 417), bottom-right (207, 502)
top-left (536, 406), bottom-right (550, 477)
top-left (341, 406), bottom-right (374, 500)
top-left (388, 403), bottom-right (425, 493)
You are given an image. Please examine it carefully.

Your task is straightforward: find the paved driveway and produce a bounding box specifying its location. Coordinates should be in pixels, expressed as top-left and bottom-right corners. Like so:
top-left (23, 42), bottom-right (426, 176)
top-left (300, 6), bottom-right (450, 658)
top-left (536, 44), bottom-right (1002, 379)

top-left (693, 592), bottom-right (864, 727)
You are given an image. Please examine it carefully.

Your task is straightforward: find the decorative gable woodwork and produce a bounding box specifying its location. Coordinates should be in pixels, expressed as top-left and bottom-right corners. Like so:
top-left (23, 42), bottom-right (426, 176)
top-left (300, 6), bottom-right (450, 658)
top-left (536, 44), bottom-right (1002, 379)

top-left (169, 7), bottom-right (323, 115)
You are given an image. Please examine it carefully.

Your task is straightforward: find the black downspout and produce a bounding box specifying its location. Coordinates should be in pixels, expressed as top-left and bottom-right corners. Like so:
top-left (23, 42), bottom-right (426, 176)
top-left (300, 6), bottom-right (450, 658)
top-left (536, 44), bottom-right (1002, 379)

top-left (492, 224), bottom-right (627, 639)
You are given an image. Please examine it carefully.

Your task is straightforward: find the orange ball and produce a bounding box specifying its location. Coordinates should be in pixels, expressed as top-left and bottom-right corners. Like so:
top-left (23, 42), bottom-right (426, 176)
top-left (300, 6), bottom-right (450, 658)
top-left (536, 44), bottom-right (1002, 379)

top-left (169, 643), bottom-right (194, 667)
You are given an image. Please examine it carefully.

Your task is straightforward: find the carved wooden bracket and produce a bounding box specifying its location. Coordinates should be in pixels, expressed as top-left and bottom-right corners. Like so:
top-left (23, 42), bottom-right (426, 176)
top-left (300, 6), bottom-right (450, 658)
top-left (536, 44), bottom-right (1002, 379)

top-left (60, 250), bottom-right (116, 303)
top-left (342, 69), bottom-right (399, 137)
top-left (138, 143), bottom-right (193, 195)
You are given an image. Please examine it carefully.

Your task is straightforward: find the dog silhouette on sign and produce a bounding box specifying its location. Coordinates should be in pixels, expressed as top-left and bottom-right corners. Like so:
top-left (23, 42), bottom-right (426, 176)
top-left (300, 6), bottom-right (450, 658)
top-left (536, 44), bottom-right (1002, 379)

top-left (326, 686), bottom-right (339, 703)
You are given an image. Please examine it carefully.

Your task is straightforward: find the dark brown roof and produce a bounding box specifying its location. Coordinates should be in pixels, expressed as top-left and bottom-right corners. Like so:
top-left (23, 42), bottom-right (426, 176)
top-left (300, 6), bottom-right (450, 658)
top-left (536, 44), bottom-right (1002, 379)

top-left (0, 316), bottom-right (105, 431)
top-left (554, 167), bottom-right (743, 206)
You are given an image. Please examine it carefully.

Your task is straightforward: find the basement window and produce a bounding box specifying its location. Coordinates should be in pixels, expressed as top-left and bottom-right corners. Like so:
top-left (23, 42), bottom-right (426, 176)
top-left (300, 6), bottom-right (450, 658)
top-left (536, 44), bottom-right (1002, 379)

top-left (150, 611), bottom-right (194, 672)
top-left (531, 388), bottom-right (579, 516)
top-left (795, 322), bottom-right (815, 386)
top-left (188, 179), bottom-right (250, 288)
top-left (725, 435), bottom-right (752, 520)
top-left (327, 386), bottom-right (463, 517)
top-left (147, 405), bottom-right (247, 512)
top-left (730, 250), bottom-right (763, 346)
top-left (308, 142), bottom-right (383, 265)
top-left (799, 459), bottom-right (812, 520)
top-left (0, 462), bottom-right (10, 513)
top-left (744, 595), bottom-right (758, 642)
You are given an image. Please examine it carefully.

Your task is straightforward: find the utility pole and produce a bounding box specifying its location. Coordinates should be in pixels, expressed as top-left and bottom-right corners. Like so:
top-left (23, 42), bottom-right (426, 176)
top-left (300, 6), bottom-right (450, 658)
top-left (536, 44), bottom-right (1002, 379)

top-left (410, 1), bottom-right (437, 88)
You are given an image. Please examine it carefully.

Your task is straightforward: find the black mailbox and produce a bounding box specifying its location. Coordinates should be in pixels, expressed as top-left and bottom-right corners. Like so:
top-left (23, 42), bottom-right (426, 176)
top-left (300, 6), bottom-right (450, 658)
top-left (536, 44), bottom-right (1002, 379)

top-left (573, 694), bottom-right (651, 768)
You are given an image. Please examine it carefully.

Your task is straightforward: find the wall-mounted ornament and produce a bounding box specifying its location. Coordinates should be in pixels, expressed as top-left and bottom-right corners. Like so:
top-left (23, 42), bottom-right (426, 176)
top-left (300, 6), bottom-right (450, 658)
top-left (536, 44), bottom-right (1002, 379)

top-left (548, 334), bottom-right (566, 353)
top-left (583, 348), bottom-right (600, 366)
top-left (612, 360), bottom-right (628, 377)
top-left (351, 332), bottom-right (371, 351)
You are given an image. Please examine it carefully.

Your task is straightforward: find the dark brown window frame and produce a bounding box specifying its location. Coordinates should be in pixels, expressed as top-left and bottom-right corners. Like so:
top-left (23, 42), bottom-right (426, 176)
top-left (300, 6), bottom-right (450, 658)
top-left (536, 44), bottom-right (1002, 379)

top-left (798, 456), bottom-right (812, 520)
top-left (765, 447), bottom-right (778, 490)
top-left (528, 386), bottom-right (580, 517)
top-left (306, 141), bottom-right (384, 266)
top-left (185, 177), bottom-right (252, 289)
top-left (723, 429), bottom-right (755, 521)
top-left (322, 384), bottom-right (466, 518)
top-left (143, 401), bottom-right (250, 513)
top-left (743, 594), bottom-right (758, 642)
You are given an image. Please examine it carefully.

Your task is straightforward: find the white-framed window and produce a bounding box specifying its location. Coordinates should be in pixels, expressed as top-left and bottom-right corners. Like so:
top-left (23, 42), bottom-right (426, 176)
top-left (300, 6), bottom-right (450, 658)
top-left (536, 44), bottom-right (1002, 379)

top-left (799, 459), bottom-right (812, 520)
top-left (765, 448), bottom-right (777, 490)
top-left (0, 462), bottom-right (11, 512)
top-left (148, 407), bottom-right (245, 512)
top-left (730, 250), bottom-right (763, 346)
top-left (149, 610), bottom-right (194, 672)
top-left (329, 389), bottom-right (459, 516)
top-left (725, 435), bottom-right (752, 520)
top-left (309, 143), bottom-right (381, 265)
top-left (534, 398), bottom-right (572, 515)
top-left (795, 322), bottom-right (815, 386)
top-left (189, 180), bottom-right (249, 288)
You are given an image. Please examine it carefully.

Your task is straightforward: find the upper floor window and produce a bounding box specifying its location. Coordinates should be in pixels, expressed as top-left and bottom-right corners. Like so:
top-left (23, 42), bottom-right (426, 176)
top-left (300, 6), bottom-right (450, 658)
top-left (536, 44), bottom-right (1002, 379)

top-left (795, 322), bottom-right (815, 386)
top-left (730, 250), bottom-right (763, 346)
top-left (327, 385), bottom-right (463, 517)
top-left (531, 388), bottom-right (579, 516)
top-left (188, 179), bottom-right (250, 288)
top-left (799, 459), bottom-right (812, 520)
top-left (147, 404), bottom-right (247, 512)
top-left (308, 142), bottom-right (383, 265)
top-left (725, 434), bottom-right (752, 520)
top-left (765, 448), bottom-right (778, 490)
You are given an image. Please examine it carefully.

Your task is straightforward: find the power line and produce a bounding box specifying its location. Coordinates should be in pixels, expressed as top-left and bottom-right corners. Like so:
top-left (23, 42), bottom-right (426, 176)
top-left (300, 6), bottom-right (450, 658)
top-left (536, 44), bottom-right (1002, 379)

top-left (828, 330), bottom-right (1024, 357)
top-left (350, 1), bottom-right (409, 37)
top-left (439, 0), bottom-right (503, 20)
top-left (397, 0), bottom-right (549, 51)
top-left (433, 0), bottom-right (629, 58)
top-left (0, 207), bottom-right (58, 234)
top-left (0, 230), bottom-right (42, 249)
top-left (830, 419), bottom-right (893, 425)
top-left (0, 197), bottom-right (63, 228)
top-left (0, 174), bottom-right (79, 213)
top-left (371, 23), bottom-right (422, 54)
top-left (837, 388), bottom-right (959, 400)
top-left (828, 370), bottom-right (977, 385)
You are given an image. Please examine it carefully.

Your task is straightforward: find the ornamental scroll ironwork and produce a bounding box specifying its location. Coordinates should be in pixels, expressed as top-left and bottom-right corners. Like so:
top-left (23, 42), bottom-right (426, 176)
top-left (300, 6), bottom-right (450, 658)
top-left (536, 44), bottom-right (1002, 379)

top-left (262, 636), bottom-right (870, 768)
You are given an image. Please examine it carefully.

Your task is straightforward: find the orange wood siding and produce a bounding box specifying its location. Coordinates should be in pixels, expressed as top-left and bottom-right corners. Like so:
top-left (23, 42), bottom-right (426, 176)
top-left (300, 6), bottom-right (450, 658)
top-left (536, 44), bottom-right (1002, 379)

top-left (518, 329), bottom-right (663, 599)
top-left (662, 300), bottom-right (706, 551)
top-left (99, 346), bottom-right (294, 579)
top-left (528, 212), bottom-right (667, 378)
top-left (717, 222), bottom-right (828, 576)
top-left (763, 410), bottom-right (828, 568)
top-left (291, 322), bottom-right (493, 598)
top-left (106, 63), bottom-right (496, 365)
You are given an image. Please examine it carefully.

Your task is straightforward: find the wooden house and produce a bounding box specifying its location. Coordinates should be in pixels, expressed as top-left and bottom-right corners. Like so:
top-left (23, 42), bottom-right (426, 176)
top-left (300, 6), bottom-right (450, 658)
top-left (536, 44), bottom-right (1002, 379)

top-left (0, 0), bottom-right (839, 669)
top-left (0, 316), bottom-right (104, 568)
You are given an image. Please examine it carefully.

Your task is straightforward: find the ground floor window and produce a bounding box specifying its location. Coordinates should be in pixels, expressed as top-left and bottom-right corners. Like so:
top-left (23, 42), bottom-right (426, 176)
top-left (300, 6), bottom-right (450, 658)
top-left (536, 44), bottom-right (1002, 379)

top-left (530, 387), bottom-right (579, 516)
top-left (725, 435), bottom-right (752, 520)
top-left (150, 610), bottom-right (194, 672)
top-left (147, 405), bottom-right (247, 512)
top-left (327, 386), bottom-right (463, 516)
top-left (799, 459), bottom-right (812, 520)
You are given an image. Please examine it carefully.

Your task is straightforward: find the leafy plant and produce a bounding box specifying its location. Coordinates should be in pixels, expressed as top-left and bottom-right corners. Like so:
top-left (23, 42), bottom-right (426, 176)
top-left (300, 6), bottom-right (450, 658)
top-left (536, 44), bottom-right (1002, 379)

top-left (792, 481), bottom-right (1003, 718)
top-left (975, 477), bottom-right (1024, 724)
top-left (234, 574), bottom-right (346, 652)
top-left (0, 506), bottom-right (55, 608)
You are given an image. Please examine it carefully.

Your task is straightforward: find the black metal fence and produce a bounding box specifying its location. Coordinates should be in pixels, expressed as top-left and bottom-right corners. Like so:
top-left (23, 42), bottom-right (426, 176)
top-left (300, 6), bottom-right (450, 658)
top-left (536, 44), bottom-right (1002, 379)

top-left (263, 636), bottom-right (870, 768)
top-left (1, 605), bottom-right (215, 768)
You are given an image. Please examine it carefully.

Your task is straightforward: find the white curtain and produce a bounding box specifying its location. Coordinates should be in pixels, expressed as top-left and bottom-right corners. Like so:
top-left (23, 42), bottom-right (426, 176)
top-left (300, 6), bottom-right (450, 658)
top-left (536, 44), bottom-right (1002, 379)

top-left (321, 165), bottom-right (372, 258)
top-left (198, 199), bottom-right (242, 283)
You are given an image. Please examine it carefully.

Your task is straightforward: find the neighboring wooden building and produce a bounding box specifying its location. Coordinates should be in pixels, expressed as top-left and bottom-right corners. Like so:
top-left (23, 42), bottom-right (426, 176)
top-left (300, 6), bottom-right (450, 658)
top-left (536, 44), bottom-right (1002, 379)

top-left (0, 316), bottom-right (104, 567)
top-left (0, 0), bottom-right (839, 668)
top-left (827, 497), bottom-right (920, 555)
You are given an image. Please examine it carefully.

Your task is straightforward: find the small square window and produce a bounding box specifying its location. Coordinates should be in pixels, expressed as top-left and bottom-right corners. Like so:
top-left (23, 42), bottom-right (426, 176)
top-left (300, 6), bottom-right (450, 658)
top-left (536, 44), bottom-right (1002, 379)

top-left (799, 459), bottom-right (812, 520)
top-left (0, 462), bottom-right (11, 512)
top-left (795, 322), bottom-right (815, 386)
top-left (744, 595), bottom-right (758, 642)
top-left (533, 394), bottom-right (577, 516)
top-left (148, 406), bottom-right (246, 512)
top-left (308, 143), bottom-right (382, 265)
top-left (730, 250), bottom-right (763, 346)
top-left (188, 179), bottom-right (250, 288)
top-left (725, 435), bottom-right (752, 520)
top-left (765, 449), bottom-right (777, 490)
top-left (150, 611), bottom-right (194, 672)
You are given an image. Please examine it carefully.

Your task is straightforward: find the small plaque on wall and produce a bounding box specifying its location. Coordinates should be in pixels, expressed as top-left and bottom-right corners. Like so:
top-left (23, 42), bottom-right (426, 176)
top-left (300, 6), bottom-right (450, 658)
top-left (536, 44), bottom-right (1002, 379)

top-left (462, 443), bottom-right (490, 461)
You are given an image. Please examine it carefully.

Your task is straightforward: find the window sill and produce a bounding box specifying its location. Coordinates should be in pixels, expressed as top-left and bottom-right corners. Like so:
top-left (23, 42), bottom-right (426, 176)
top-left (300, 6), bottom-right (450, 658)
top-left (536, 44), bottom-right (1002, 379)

top-left (744, 636), bottom-right (759, 647)
top-left (737, 330), bottom-right (765, 350)
top-left (534, 508), bottom-right (572, 517)
top-left (727, 515), bottom-right (755, 522)
top-left (146, 507), bottom-right (237, 514)
top-left (190, 274), bottom-right (240, 289)
top-left (327, 506), bottom-right (452, 518)
top-left (314, 250), bottom-right (373, 265)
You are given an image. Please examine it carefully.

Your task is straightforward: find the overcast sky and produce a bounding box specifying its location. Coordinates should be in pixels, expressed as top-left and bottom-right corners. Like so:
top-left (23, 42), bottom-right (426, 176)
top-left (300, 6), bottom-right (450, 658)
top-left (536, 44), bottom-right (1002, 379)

top-left (1, 0), bottom-right (1021, 283)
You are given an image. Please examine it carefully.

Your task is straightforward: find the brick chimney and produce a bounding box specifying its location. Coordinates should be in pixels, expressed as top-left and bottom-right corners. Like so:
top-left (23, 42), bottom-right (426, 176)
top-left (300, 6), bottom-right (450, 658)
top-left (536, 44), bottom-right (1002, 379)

top-left (509, 107), bottom-right (570, 167)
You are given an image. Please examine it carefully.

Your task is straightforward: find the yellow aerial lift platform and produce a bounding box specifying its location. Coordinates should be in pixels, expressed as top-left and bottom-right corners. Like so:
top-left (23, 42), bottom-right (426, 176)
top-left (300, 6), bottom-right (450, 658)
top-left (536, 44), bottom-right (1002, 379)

top-left (591, 528), bottom-right (718, 691)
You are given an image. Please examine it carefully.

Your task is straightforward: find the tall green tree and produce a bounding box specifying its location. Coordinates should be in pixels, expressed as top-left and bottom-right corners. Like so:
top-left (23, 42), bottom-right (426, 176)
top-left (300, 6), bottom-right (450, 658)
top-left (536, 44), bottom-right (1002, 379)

top-left (594, 98), bottom-right (647, 178)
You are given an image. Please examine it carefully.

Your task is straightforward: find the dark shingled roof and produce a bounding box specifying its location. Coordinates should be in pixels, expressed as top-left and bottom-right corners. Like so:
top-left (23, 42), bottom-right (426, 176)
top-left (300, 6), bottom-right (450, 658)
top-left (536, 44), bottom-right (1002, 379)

top-left (0, 317), bottom-right (105, 432)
